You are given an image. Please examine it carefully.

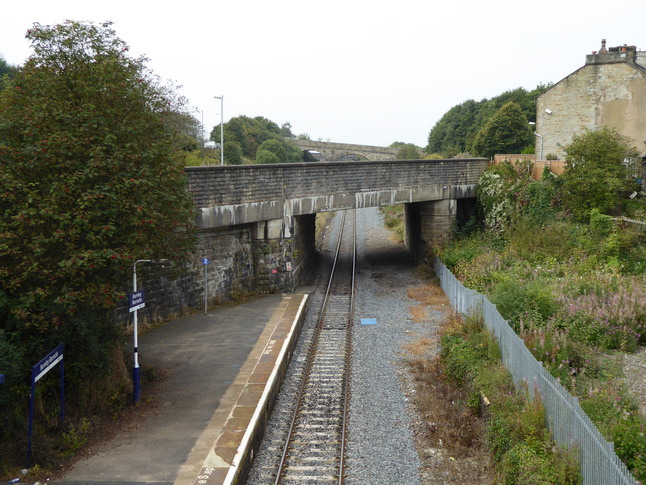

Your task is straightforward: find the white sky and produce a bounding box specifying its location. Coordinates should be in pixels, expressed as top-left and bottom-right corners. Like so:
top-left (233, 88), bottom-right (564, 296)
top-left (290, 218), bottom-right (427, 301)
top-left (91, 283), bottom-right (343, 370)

top-left (1, 0), bottom-right (644, 148)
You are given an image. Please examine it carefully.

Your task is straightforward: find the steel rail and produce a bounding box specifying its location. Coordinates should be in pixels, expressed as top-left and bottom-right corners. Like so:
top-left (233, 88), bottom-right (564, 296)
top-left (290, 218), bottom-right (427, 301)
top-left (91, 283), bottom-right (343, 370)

top-left (274, 210), bottom-right (356, 485)
top-left (338, 209), bottom-right (356, 484)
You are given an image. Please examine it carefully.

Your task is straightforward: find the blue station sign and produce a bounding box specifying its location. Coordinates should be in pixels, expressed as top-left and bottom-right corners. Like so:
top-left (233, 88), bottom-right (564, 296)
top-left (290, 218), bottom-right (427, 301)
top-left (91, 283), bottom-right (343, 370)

top-left (129, 290), bottom-right (146, 313)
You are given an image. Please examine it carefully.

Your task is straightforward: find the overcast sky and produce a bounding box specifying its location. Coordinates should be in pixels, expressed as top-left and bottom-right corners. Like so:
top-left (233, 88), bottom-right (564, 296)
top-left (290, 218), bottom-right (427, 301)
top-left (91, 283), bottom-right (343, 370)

top-left (1, 0), bottom-right (644, 148)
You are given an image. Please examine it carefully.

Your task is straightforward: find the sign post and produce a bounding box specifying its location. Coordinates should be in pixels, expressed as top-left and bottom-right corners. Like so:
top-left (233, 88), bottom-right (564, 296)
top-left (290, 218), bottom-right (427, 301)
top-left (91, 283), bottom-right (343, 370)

top-left (131, 260), bottom-right (151, 404)
top-left (129, 259), bottom-right (170, 404)
top-left (202, 258), bottom-right (210, 315)
top-left (28, 343), bottom-right (64, 464)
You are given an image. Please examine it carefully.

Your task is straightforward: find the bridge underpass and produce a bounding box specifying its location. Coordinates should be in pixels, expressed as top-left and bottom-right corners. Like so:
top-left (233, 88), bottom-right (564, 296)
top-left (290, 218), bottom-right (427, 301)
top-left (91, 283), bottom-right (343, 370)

top-left (185, 158), bottom-right (487, 297)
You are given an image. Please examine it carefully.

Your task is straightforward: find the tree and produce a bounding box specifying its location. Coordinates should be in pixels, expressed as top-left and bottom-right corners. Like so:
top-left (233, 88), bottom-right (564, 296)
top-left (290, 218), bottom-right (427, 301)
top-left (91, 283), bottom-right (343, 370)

top-left (390, 142), bottom-right (420, 159)
top-left (560, 127), bottom-right (639, 219)
top-left (0, 54), bottom-right (17, 86)
top-left (426, 85), bottom-right (551, 157)
top-left (0, 21), bottom-right (197, 412)
top-left (280, 121), bottom-right (294, 138)
top-left (223, 140), bottom-right (243, 164)
top-left (255, 149), bottom-right (281, 164)
top-left (471, 101), bottom-right (533, 158)
top-left (165, 110), bottom-right (203, 152)
top-left (257, 138), bottom-right (288, 162)
top-left (427, 99), bottom-right (480, 156)
top-left (211, 115), bottom-right (281, 159)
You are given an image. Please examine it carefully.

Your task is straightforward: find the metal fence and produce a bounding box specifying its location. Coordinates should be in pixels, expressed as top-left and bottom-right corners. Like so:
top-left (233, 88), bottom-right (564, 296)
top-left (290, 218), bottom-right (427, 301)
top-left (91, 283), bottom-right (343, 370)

top-left (433, 257), bottom-right (639, 485)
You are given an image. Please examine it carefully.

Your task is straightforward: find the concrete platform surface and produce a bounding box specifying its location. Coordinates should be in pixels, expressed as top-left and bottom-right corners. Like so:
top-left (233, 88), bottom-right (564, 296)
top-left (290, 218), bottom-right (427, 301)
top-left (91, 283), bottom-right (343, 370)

top-left (55, 292), bottom-right (309, 485)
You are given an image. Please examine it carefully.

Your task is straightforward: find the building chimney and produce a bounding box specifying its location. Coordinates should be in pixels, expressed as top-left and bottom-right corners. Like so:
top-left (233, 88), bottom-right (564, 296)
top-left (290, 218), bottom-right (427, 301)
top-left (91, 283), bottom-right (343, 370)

top-left (599, 39), bottom-right (608, 54)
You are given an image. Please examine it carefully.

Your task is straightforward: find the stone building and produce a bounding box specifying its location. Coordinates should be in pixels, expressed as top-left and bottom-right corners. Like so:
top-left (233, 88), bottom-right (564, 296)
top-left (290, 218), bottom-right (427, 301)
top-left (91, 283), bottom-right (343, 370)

top-left (536, 40), bottom-right (646, 163)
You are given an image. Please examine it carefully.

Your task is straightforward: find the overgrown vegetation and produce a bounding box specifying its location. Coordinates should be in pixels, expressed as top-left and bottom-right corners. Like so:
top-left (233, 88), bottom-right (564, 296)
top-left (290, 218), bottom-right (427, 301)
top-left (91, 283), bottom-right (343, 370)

top-left (426, 85), bottom-right (551, 157)
top-left (208, 115), bottom-right (307, 165)
top-left (379, 204), bottom-right (405, 244)
top-left (390, 141), bottom-right (422, 159)
top-left (436, 127), bottom-right (646, 480)
top-left (403, 279), bottom-right (580, 483)
top-left (0, 21), bottom-right (197, 474)
top-left (442, 312), bottom-right (581, 484)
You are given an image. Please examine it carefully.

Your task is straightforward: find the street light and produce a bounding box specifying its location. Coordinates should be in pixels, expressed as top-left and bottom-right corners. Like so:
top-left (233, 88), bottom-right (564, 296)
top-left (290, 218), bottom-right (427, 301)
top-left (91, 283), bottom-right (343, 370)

top-left (214, 95), bottom-right (224, 166)
top-left (529, 122), bottom-right (543, 161)
top-left (131, 259), bottom-right (171, 404)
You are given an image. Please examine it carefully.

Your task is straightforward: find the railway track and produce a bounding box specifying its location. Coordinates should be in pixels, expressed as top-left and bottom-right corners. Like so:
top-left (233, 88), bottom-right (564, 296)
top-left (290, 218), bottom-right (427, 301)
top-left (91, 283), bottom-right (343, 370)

top-left (273, 209), bottom-right (356, 484)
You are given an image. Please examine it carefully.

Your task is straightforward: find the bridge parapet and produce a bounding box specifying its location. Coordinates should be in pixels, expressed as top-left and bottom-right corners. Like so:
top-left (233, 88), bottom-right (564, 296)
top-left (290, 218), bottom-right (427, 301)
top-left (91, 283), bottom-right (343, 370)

top-left (291, 140), bottom-right (399, 161)
top-left (186, 159), bottom-right (488, 229)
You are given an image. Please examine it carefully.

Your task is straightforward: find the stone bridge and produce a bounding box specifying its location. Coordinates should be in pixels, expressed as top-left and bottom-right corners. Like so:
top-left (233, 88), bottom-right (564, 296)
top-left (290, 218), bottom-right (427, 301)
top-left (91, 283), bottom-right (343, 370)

top-left (131, 159), bottom-right (488, 326)
top-left (290, 139), bottom-right (399, 161)
top-left (184, 158), bottom-right (488, 293)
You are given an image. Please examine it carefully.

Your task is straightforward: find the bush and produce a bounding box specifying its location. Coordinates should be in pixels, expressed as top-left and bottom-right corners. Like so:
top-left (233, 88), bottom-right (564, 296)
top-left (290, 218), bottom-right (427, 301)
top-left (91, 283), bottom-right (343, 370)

top-left (439, 313), bottom-right (581, 484)
top-left (613, 417), bottom-right (646, 481)
top-left (561, 127), bottom-right (640, 220)
top-left (555, 278), bottom-right (646, 350)
top-left (490, 279), bottom-right (558, 332)
top-left (224, 141), bottom-right (243, 164)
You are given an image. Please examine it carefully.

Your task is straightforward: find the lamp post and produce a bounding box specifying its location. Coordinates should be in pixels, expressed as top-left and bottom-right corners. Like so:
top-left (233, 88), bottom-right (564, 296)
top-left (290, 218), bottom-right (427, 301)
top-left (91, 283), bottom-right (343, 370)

top-left (131, 259), bottom-right (171, 404)
top-left (214, 95), bottom-right (224, 165)
top-left (529, 122), bottom-right (543, 161)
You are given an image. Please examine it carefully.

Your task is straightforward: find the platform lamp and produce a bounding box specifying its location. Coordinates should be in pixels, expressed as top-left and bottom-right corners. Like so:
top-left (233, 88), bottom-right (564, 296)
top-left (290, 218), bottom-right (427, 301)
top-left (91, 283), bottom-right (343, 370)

top-left (529, 122), bottom-right (543, 161)
top-left (214, 95), bottom-right (224, 165)
top-left (132, 258), bottom-right (171, 404)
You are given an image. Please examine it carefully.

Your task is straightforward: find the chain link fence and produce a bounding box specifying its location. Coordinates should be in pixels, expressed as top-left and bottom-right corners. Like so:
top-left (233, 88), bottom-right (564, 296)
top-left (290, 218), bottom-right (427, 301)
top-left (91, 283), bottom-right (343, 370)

top-left (433, 257), bottom-right (639, 485)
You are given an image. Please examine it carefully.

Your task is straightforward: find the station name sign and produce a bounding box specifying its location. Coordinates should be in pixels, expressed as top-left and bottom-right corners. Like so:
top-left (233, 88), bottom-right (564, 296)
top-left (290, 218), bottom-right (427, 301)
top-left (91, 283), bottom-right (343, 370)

top-left (129, 290), bottom-right (146, 312)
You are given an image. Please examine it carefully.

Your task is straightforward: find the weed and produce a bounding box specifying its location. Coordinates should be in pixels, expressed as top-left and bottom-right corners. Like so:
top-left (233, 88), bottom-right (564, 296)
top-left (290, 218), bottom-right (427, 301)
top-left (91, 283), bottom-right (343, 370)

top-left (61, 418), bottom-right (91, 456)
top-left (437, 309), bottom-right (582, 484)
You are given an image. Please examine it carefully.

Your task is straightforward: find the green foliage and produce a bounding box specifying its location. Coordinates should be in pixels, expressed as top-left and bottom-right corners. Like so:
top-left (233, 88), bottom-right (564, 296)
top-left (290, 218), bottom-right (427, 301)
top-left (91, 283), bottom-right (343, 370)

top-left (258, 139), bottom-right (287, 161)
top-left (561, 127), bottom-right (640, 220)
top-left (438, 231), bottom-right (494, 271)
top-left (427, 98), bottom-right (480, 156)
top-left (425, 153), bottom-right (444, 159)
top-left (224, 140), bottom-right (243, 165)
top-left (579, 383), bottom-right (646, 481)
top-left (164, 110), bottom-right (203, 152)
top-left (0, 20), bottom-right (197, 450)
top-left (442, 163), bottom-right (646, 477)
top-left (61, 418), bottom-right (91, 454)
top-left (589, 209), bottom-right (613, 235)
top-left (426, 84), bottom-right (550, 156)
top-left (477, 162), bottom-right (531, 233)
top-left (490, 280), bottom-right (558, 332)
top-left (613, 417), bottom-right (646, 480)
top-left (471, 102), bottom-right (534, 158)
top-left (379, 205), bottom-right (405, 243)
top-left (0, 54), bottom-right (18, 87)
top-left (0, 20), bottom-right (196, 328)
top-left (183, 147), bottom-right (220, 167)
top-left (255, 148), bottom-right (281, 164)
top-left (279, 121), bottom-right (294, 138)
top-left (210, 115), bottom-right (305, 163)
top-left (0, 330), bottom-right (24, 417)
top-left (390, 142), bottom-right (421, 159)
top-left (516, 177), bottom-right (560, 227)
top-left (439, 313), bottom-right (581, 484)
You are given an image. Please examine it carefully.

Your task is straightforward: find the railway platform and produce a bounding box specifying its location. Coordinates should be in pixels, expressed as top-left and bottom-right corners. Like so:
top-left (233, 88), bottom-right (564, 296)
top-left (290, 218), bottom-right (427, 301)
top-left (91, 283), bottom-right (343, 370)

top-left (55, 290), bottom-right (310, 485)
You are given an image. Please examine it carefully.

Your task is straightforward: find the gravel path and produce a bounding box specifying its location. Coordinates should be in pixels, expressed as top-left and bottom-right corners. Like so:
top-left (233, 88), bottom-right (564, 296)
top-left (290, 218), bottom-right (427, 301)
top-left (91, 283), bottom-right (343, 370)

top-left (247, 207), bottom-right (426, 484)
top-left (345, 207), bottom-right (421, 484)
